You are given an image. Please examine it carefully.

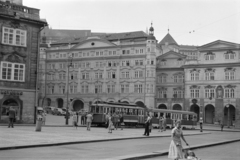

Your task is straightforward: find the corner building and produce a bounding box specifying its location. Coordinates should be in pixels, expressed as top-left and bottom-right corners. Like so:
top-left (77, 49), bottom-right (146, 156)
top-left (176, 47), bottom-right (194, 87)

top-left (43, 27), bottom-right (160, 111)
top-left (184, 40), bottom-right (240, 128)
top-left (0, 0), bottom-right (47, 123)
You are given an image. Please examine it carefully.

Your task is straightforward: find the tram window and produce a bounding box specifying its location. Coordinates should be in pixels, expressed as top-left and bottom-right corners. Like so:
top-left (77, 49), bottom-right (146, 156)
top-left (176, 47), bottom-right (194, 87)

top-left (154, 112), bottom-right (158, 117)
top-left (103, 107), bottom-right (106, 113)
top-left (107, 108), bottom-right (109, 113)
top-left (166, 113), bottom-right (170, 119)
top-left (96, 106), bottom-right (99, 113)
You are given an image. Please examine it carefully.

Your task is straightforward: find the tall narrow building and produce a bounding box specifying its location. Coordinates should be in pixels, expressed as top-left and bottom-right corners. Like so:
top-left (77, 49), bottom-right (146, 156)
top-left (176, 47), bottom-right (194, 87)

top-left (0, 0), bottom-right (47, 123)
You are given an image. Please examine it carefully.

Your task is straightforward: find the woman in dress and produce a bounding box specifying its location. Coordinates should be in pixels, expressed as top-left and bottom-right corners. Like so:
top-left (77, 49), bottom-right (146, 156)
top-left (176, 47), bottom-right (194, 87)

top-left (168, 120), bottom-right (188, 160)
top-left (108, 114), bottom-right (113, 133)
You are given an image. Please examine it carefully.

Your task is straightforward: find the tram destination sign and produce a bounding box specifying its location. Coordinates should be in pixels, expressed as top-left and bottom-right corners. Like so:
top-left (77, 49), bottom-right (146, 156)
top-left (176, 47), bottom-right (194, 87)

top-left (1, 90), bottom-right (23, 96)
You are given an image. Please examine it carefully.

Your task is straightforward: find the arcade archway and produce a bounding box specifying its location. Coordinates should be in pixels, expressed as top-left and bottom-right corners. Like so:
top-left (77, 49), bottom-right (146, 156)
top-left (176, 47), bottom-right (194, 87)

top-left (2, 99), bottom-right (19, 116)
top-left (158, 104), bottom-right (167, 109)
top-left (205, 104), bottom-right (215, 124)
top-left (172, 104), bottom-right (182, 110)
top-left (73, 100), bottom-right (84, 111)
top-left (223, 105), bottom-right (235, 126)
top-left (57, 98), bottom-right (64, 108)
top-left (135, 101), bottom-right (146, 108)
top-left (46, 98), bottom-right (51, 106)
top-left (190, 104), bottom-right (200, 121)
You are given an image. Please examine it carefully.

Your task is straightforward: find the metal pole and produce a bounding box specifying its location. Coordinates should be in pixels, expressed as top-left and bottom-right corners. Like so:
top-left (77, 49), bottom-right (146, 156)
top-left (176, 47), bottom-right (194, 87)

top-left (228, 106), bottom-right (230, 128)
top-left (66, 57), bottom-right (69, 125)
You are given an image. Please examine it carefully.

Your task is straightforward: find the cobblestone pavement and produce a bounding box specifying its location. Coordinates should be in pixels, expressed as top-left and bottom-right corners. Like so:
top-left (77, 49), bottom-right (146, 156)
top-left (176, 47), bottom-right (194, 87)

top-left (0, 125), bottom-right (208, 149)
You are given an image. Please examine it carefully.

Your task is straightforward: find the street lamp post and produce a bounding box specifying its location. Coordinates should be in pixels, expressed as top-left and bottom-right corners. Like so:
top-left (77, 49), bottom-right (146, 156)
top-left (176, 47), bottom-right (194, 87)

top-left (226, 99), bottom-right (230, 128)
top-left (65, 53), bottom-right (73, 125)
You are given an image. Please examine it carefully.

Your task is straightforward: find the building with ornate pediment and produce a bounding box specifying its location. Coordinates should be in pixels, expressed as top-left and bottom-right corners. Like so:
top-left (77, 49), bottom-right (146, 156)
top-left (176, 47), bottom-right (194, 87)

top-left (40, 25), bottom-right (161, 112)
top-left (156, 32), bottom-right (240, 128)
top-left (184, 40), bottom-right (240, 128)
top-left (0, 0), bottom-right (47, 123)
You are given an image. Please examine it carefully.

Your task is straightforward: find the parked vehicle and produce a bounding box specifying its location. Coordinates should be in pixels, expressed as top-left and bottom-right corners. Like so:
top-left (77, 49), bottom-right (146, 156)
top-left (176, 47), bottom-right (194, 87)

top-left (45, 106), bottom-right (56, 114)
top-left (53, 108), bottom-right (66, 116)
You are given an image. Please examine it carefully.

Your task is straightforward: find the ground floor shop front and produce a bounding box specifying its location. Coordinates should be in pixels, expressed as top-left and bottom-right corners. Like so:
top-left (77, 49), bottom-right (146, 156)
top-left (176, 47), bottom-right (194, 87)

top-left (0, 88), bottom-right (37, 124)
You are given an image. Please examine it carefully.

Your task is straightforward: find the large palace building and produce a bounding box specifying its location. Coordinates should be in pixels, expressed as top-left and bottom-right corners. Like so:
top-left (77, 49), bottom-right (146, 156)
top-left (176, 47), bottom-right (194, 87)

top-left (40, 25), bottom-right (160, 113)
top-left (0, 0), bottom-right (47, 123)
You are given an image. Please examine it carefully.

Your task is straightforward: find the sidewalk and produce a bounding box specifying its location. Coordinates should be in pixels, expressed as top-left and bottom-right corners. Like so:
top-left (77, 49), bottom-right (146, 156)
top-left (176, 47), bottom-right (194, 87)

top-left (0, 125), bottom-right (209, 150)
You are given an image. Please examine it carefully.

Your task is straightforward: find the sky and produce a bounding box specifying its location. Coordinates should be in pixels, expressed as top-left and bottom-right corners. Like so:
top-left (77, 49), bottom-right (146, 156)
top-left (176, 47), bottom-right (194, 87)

top-left (22, 0), bottom-right (240, 46)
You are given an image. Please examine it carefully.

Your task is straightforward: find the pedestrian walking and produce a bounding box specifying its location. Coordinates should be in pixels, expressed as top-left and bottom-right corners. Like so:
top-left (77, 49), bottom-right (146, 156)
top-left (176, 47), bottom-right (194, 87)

top-left (168, 120), bottom-right (189, 160)
top-left (149, 115), bottom-right (153, 133)
top-left (81, 112), bottom-right (86, 125)
top-left (220, 120), bottom-right (224, 131)
top-left (86, 112), bottom-right (93, 131)
top-left (8, 106), bottom-right (16, 128)
top-left (119, 113), bottom-right (124, 130)
top-left (143, 114), bottom-right (151, 136)
top-left (162, 116), bottom-right (167, 131)
top-left (199, 117), bottom-right (203, 132)
top-left (105, 112), bottom-right (110, 129)
top-left (114, 113), bottom-right (119, 130)
top-left (42, 111), bottom-right (46, 125)
top-left (72, 112), bottom-right (78, 129)
top-left (108, 114), bottom-right (114, 133)
top-left (158, 116), bottom-right (163, 132)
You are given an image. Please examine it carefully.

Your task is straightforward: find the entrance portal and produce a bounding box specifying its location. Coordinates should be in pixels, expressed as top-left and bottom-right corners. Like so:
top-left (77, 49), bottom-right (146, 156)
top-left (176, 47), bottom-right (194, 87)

top-left (205, 104), bottom-right (215, 124)
top-left (190, 104), bottom-right (200, 121)
top-left (47, 98), bottom-right (51, 106)
top-left (2, 99), bottom-right (19, 117)
top-left (57, 98), bottom-right (64, 108)
top-left (223, 105), bottom-right (235, 126)
top-left (73, 100), bottom-right (84, 111)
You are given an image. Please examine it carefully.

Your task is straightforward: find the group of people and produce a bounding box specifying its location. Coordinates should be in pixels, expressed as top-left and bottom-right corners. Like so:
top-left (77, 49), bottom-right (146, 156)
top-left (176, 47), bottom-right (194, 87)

top-left (72, 112), bottom-right (93, 131)
top-left (143, 114), bottom-right (167, 136)
top-left (105, 112), bottom-right (124, 133)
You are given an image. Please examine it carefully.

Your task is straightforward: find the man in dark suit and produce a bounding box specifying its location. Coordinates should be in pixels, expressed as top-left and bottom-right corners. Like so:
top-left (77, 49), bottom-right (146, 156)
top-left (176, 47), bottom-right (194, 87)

top-left (8, 106), bottom-right (16, 128)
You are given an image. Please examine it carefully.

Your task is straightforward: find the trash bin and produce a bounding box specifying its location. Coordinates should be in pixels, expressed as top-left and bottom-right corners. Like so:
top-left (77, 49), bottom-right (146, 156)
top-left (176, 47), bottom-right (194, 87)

top-left (35, 107), bottom-right (44, 132)
top-left (35, 116), bottom-right (43, 132)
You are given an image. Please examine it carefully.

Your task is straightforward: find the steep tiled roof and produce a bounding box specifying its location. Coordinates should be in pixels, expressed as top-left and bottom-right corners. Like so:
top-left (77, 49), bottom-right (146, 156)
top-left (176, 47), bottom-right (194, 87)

top-left (159, 33), bottom-right (178, 45)
top-left (98, 31), bottom-right (149, 41)
top-left (52, 31), bottom-right (150, 45)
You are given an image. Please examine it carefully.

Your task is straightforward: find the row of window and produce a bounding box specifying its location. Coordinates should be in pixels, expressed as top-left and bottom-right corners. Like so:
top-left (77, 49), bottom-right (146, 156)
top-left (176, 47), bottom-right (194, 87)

top-left (46, 70), bottom-right (155, 80)
top-left (190, 71), bottom-right (235, 81)
top-left (157, 88), bottom-right (236, 99)
top-left (157, 75), bottom-right (184, 83)
top-left (48, 48), bottom-right (146, 59)
top-left (204, 53), bottom-right (236, 60)
top-left (46, 59), bottom-right (155, 70)
top-left (190, 88), bottom-right (235, 98)
top-left (46, 84), bottom-right (155, 94)
top-left (157, 90), bottom-right (184, 98)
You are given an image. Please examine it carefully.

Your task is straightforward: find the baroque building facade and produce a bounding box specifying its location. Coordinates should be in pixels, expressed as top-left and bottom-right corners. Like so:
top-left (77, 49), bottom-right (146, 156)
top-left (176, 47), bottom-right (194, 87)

top-left (41, 26), bottom-right (160, 112)
top-left (0, 0), bottom-right (47, 123)
top-left (184, 40), bottom-right (240, 127)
